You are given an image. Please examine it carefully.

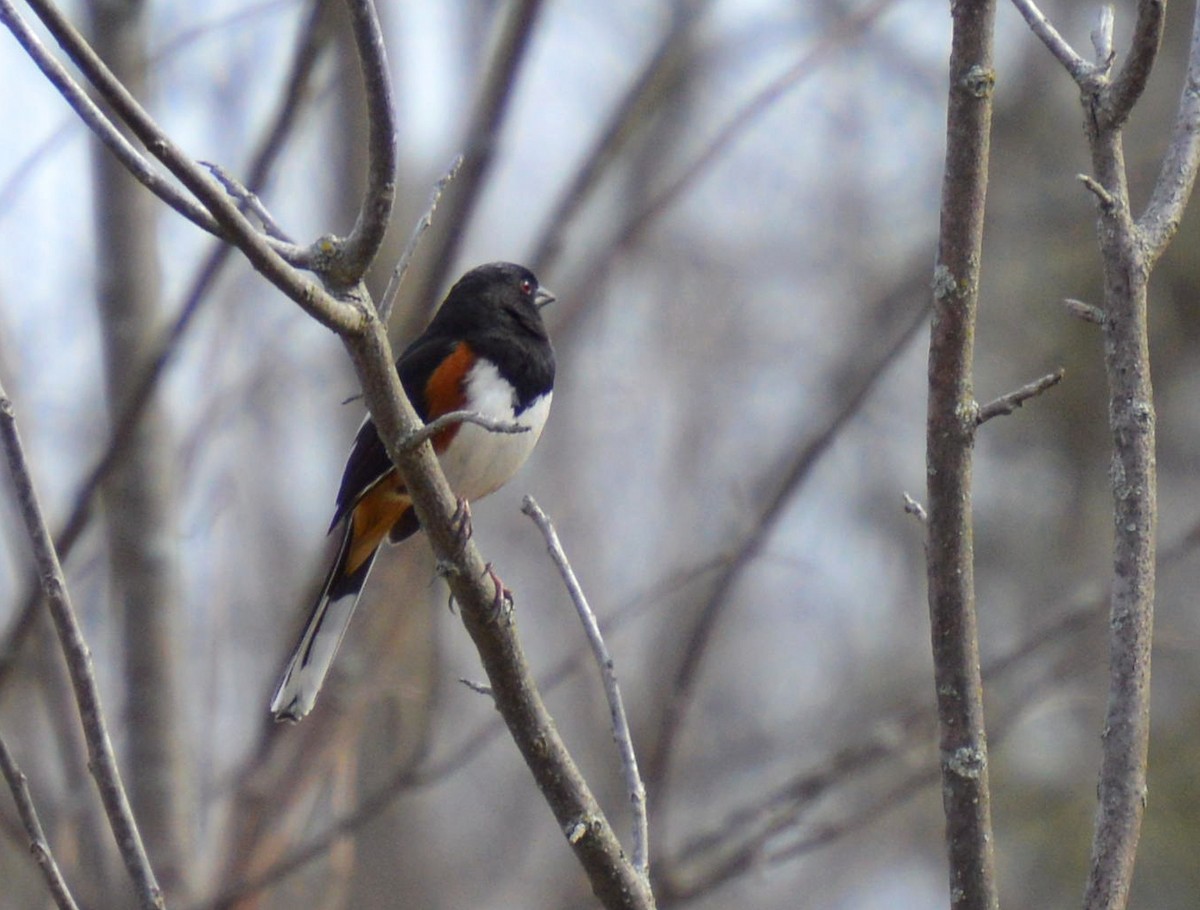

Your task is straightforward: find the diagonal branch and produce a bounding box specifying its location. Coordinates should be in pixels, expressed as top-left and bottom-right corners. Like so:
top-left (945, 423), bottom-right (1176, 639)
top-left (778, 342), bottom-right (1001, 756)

top-left (378, 154), bottom-right (462, 324)
top-left (0, 733), bottom-right (80, 910)
top-left (975, 369), bottom-right (1065, 425)
top-left (1006, 0), bottom-right (1092, 82)
top-left (16, 0), bottom-right (358, 330)
top-left (523, 497), bottom-right (649, 879)
top-left (0, 385), bottom-right (163, 910)
top-left (8, 1), bottom-right (653, 905)
top-left (0, 0), bottom-right (228, 240)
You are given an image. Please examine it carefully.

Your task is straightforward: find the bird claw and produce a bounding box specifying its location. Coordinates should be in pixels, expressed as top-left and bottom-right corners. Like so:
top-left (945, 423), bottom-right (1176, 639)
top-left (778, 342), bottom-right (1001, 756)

top-left (483, 562), bottom-right (512, 621)
top-left (450, 496), bottom-right (473, 556)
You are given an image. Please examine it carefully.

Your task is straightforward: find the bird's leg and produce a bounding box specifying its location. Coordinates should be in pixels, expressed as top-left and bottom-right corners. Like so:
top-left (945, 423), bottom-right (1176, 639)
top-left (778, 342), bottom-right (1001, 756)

top-left (434, 498), bottom-right (476, 613)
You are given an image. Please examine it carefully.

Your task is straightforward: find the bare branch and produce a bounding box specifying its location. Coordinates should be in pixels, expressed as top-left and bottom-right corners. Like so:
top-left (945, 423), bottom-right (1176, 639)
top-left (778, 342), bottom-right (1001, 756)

top-left (1018, 0), bottom-right (1184, 903)
top-left (0, 0), bottom-right (224, 237)
top-left (399, 409), bottom-right (529, 453)
top-left (1138, 4), bottom-right (1200, 260)
top-left (0, 734), bottom-right (80, 910)
top-left (7, 2), bottom-right (651, 904)
top-left (903, 492), bottom-right (928, 523)
top-left (16, 0), bottom-right (360, 331)
top-left (1079, 172), bottom-right (1119, 211)
top-left (329, 0), bottom-right (396, 281)
top-left (975, 369), bottom-right (1065, 425)
top-left (1007, 0), bottom-right (1092, 81)
top-left (0, 385), bottom-right (163, 910)
top-left (1063, 297), bottom-right (1107, 324)
top-left (523, 497), bottom-right (649, 879)
top-left (925, 0), bottom-right (1000, 905)
top-left (201, 161), bottom-right (293, 241)
top-left (199, 560), bottom-right (727, 910)
top-left (1091, 6), bottom-right (1115, 71)
top-left (1104, 0), bottom-right (1166, 129)
top-left (340, 304), bottom-right (655, 909)
top-left (378, 155), bottom-right (463, 324)
top-left (613, 0), bottom-right (894, 256)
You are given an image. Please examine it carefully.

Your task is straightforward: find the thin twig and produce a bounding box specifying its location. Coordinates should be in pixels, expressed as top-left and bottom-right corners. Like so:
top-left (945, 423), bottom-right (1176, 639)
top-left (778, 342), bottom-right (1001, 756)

top-left (1104, 0), bottom-right (1166, 129)
top-left (378, 155), bottom-right (463, 324)
top-left (1090, 6), bottom-right (1115, 71)
top-left (903, 493), bottom-right (928, 523)
top-left (399, 410), bottom-right (529, 453)
top-left (0, 385), bottom-right (163, 910)
top-left (1079, 173), bottom-right (1118, 210)
top-left (523, 497), bottom-right (649, 879)
top-left (560, 0), bottom-right (897, 322)
top-left (201, 161), bottom-right (292, 241)
top-left (458, 678), bottom-right (494, 697)
top-left (0, 733), bottom-right (80, 910)
top-left (1063, 298), bottom-right (1107, 324)
top-left (1007, 0), bottom-right (1092, 81)
top-left (975, 368), bottom-right (1065, 425)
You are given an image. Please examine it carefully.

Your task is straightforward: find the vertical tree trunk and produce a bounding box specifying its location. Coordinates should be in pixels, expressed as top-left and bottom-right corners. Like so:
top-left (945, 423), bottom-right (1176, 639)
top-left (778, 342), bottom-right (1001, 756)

top-left (88, 0), bottom-right (190, 899)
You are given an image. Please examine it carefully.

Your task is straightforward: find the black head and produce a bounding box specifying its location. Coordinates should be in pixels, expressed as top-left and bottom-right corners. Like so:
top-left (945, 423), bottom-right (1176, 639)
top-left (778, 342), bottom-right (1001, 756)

top-left (433, 262), bottom-right (554, 342)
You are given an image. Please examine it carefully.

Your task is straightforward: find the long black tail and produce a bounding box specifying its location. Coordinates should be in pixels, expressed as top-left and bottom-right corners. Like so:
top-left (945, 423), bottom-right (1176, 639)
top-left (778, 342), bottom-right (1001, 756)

top-left (270, 527), bottom-right (378, 722)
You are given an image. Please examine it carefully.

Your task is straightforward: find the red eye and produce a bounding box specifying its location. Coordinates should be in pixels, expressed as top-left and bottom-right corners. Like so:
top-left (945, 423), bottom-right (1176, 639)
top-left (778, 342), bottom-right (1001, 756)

top-left (520, 279), bottom-right (534, 295)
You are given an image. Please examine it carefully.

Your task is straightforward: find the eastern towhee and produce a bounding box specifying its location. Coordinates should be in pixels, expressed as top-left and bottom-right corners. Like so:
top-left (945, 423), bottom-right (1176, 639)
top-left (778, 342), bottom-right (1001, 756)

top-left (271, 262), bottom-right (556, 722)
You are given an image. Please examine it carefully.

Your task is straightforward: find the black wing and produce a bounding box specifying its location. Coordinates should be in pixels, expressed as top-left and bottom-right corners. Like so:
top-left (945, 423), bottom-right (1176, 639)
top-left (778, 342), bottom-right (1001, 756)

top-left (327, 334), bottom-right (460, 531)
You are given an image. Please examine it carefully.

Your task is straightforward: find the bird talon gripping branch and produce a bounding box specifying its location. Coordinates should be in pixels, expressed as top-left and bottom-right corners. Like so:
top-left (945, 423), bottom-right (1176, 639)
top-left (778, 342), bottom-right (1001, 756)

top-left (483, 562), bottom-right (514, 622)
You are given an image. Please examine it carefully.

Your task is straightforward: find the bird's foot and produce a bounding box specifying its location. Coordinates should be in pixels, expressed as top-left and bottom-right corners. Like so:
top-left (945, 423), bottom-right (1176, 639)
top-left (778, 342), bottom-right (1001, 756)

top-left (482, 562), bottom-right (513, 621)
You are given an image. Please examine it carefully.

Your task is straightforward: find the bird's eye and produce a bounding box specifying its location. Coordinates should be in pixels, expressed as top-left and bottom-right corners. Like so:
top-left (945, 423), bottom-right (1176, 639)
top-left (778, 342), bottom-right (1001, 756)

top-left (520, 278), bottom-right (534, 296)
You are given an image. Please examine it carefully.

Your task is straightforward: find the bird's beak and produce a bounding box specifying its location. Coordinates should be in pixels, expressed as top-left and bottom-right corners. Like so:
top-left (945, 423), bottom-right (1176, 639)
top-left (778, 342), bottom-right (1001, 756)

top-left (535, 287), bottom-right (556, 309)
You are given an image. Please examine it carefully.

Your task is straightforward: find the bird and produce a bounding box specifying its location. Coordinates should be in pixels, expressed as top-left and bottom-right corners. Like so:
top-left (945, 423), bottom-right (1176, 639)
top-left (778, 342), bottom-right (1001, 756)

top-left (270, 262), bottom-right (556, 722)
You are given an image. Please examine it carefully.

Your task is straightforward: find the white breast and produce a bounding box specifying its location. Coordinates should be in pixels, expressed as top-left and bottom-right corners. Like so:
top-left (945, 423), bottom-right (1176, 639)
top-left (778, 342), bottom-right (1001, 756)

top-left (437, 358), bottom-right (552, 501)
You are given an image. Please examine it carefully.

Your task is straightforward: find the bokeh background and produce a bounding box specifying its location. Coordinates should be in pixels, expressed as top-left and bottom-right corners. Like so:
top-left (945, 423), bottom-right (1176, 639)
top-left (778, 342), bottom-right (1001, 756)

top-left (1, 0), bottom-right (1199, 907)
